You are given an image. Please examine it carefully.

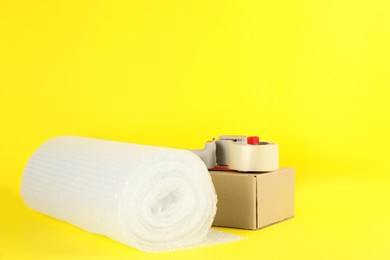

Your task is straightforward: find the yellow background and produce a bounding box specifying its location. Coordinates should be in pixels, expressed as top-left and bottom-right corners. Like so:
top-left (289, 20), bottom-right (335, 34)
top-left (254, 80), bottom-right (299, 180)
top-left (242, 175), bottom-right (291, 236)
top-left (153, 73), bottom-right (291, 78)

top-left (1, 0), bottom-right (389, 259)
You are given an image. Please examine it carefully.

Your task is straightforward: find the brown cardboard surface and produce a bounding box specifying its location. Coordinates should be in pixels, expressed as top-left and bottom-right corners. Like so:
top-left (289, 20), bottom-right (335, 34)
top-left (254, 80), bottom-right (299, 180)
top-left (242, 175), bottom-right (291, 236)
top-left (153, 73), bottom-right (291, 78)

top-left (210, 168), bottom-right (295, 230)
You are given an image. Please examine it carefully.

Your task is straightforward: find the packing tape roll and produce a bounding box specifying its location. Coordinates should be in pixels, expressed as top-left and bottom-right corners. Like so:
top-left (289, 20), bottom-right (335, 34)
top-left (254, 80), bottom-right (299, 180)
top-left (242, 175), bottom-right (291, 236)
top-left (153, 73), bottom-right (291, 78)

top-left (216, 136), bottom-right (246, 166)
top-left (215, 140), bottom-right (231, 166)
top-left (21, 136), bottom-right (241, 252)
top-left (228, 142), bottom-right (279, 172)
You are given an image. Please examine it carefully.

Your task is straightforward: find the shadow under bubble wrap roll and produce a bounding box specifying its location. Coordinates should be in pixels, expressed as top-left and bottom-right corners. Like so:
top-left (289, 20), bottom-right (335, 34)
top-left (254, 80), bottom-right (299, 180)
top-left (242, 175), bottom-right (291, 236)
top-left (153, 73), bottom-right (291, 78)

top-left (21, 136), bottom-right (240, 252)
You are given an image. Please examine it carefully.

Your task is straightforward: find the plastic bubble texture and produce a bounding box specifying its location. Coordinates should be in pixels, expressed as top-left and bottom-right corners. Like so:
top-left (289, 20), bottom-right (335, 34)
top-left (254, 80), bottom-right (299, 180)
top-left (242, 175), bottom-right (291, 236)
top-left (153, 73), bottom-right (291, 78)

top-left (21, 136), bottom-right (241, 252)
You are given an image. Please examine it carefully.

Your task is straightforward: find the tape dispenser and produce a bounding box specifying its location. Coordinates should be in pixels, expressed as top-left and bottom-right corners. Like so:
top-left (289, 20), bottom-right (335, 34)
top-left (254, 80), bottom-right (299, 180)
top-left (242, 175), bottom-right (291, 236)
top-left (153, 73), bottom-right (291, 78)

top-left (190, 135), bottom-right (279, 172)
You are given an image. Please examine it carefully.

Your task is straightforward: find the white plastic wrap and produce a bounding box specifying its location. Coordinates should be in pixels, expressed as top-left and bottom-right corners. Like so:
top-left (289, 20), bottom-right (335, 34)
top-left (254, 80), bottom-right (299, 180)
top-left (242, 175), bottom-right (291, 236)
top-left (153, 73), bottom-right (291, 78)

top-left (21, 136), bottom-right (240, 252)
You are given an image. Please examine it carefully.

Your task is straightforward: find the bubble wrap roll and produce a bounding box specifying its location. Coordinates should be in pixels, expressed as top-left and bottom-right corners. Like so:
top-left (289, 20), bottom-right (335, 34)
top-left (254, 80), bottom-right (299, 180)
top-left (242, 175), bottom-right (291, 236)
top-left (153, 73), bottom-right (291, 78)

top-left (21, 136), bottom-right (240, 252)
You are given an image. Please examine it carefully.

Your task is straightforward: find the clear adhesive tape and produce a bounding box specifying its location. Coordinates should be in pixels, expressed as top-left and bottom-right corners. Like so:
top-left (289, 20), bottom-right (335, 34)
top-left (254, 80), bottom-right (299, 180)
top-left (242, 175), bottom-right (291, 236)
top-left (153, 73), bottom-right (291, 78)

top-left (228, 142), bottom-right (279, 172)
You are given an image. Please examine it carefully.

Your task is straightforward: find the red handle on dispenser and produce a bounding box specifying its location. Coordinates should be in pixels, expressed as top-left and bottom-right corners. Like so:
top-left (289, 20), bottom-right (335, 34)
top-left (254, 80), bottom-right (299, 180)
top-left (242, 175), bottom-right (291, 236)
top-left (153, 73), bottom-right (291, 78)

top-left (247, 136), bottom-right (260, 145)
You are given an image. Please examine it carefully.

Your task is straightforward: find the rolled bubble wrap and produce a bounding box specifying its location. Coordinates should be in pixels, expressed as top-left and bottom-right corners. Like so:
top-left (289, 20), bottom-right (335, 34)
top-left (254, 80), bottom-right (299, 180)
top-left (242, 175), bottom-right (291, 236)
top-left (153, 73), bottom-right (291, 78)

top-left (21, 136), bottom-right (240, 252)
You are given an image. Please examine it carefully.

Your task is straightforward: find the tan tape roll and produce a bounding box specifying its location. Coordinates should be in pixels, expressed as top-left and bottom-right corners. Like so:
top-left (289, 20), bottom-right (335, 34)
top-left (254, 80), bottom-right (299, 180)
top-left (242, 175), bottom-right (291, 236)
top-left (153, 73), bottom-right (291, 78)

top-left (228, 142), bottom-right (279, 172)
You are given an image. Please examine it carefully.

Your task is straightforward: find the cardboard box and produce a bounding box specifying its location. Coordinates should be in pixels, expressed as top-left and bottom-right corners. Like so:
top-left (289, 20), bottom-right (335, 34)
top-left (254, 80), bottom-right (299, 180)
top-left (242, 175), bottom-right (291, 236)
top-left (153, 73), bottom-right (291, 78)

top-left (210, 168), bottom-right (295, 230)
